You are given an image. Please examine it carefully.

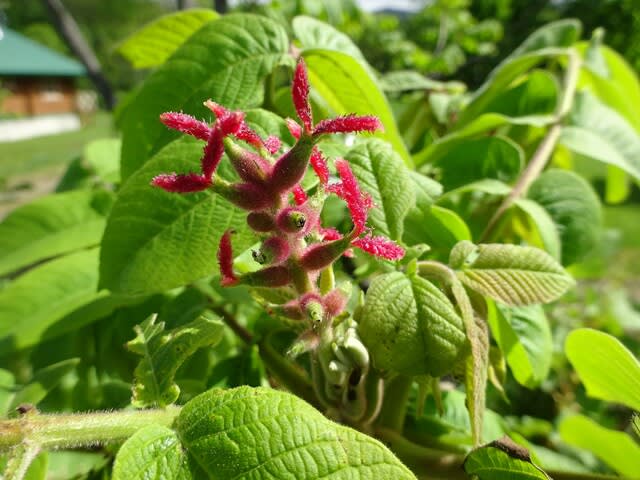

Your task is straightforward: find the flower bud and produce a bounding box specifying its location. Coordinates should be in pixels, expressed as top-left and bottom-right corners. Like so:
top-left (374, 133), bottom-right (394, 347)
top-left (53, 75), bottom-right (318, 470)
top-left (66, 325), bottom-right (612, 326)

top-left (269, 135), bottom-right (315, 194)
top-left (276, 207), bottom-right (307, 234)
top-left (246, 212), bottom-right (276, 232)
top-left (323, 287), bottom-right (350, 317)
top-left (223, 137), bottom-right (271, 184)
top-left (239, 265), bottom-right (291, 287)
top-left (254, 236), bottom-right (290, 265)
top-left (213, 180), bottom-right (273, 211)
top-left (300, 235), bottom-right (353, 271)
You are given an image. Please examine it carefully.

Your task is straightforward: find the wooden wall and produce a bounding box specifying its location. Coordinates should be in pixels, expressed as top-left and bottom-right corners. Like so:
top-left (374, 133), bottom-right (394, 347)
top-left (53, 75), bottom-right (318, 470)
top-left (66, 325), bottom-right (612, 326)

top-left (1, 77), bottom-right (77, 116)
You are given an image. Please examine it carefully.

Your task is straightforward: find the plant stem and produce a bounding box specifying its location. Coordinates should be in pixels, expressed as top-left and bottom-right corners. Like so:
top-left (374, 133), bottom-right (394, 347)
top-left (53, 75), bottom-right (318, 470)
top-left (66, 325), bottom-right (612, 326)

top-left (212, 305), bottom-right (253, 344)
top-left (480, 49), bottom-right (581, 242)
top-left (375, 375), bottom-right (413, 432)
top-left (258, 332), bottom-right (321, 410)
top-left (0, 406), bottom-right (180, 452)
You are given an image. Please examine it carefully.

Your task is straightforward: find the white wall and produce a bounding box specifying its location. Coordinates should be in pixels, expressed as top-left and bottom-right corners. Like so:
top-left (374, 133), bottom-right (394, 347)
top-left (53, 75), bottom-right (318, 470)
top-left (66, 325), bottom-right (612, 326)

top-left (0, 113), bottom-right (81, 142)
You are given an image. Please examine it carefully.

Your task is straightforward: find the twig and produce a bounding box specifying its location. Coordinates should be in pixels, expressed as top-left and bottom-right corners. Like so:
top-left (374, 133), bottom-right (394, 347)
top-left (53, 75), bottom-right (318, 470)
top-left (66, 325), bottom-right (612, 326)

top-left (211, 306), bottom-right (253, 344)
top-left (480, 49), bottom-right (581, 242)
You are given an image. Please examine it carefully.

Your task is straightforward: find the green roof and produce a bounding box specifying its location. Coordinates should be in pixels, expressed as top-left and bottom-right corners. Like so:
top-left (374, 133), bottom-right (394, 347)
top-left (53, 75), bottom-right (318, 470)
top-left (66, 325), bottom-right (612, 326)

top-left (0, 26), bottom-right (86, 77)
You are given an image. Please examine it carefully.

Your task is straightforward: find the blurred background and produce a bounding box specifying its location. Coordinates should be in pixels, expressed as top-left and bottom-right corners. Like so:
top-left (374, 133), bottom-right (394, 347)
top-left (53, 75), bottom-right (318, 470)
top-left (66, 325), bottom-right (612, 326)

top-left (1, 0), bottom-right (639, 215)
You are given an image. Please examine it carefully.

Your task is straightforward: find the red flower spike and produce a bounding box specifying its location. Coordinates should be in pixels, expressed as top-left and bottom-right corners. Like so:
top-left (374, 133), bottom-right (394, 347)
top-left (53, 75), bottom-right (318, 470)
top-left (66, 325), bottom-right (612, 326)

top-left (264, 136), bottom-right (282, 154)
top-left (292, 185), bottom-right (308, 205)
top-left (151, 173), bottom-right (210, 193)
top-left (352, 235), bottom-right (405, 260)
top-left (335, 159), bottom-right (369, 235)
top-left (320, 227), bottom-right (342, 241)
top-left (312, 115), bottom-right (383, 137)
top-left (218, 230), bottom-right (238, 286)
top-left (310, 147), bottom-right (329, 184)
top-left (159, 112), bottom-right (211, 141)
top-left (201, 127), bottom-right (224, 179)
top-left (286, 118), bottom-right (302, 140)
top-left (218, 111), bottom-right (245, 136)
top-left (292, 59), bottom-right (313, 132)
top-left (203, 99), bottom-right (229, 118)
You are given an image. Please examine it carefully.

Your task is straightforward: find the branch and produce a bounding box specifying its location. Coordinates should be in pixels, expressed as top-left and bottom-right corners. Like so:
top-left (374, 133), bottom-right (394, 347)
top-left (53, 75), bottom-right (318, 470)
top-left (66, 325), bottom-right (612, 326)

top-left (480, 49), bottom-right (581, 242)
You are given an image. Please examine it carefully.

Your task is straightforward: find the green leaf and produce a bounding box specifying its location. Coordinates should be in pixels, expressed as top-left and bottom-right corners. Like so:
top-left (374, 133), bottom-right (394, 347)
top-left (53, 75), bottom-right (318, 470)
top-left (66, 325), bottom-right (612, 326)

top-left (464, 437), bottom-right (550, 479)
top-left (404, 205), bottom-right (470, 252)
top-left (117, 9), bottom-right (218, 69)
top-left (176, 386), bottom-right (416, 479)
top-left (100, 138), bottom-right (253, 295)
top-left (457, 48), bottom-right (570, 129)
top-left (565, 328), bottom-right (640, 411)
top-left (84, 138), bottom-right (121, 184)
top-left (0, 248), bottom-right (116, 355)
top-left (560, 91), bottom-right (640, 181)
top-left (488, 303), bottom-right (551, 388)
top-left (450, 241), bottom-right (574, 306)
top-left (0, 190), bottom-right (113, 276)
top-left (8, 358), bottom-right (79, 411)
top-left (292, 15), bottom-right (370, 71)
top-left (512, 198), bottom-right (562, 261)
top-left (434, 135), bottom-right (523, 191)
top-left (559, 415), bottom-right (640, 478)
top-left (127, 313), bottom-right (224, 407)
top-left (113, 425), bottom-right (192, 480)
top-left (303, 49), bottom-right (411, 166)
top-left (528, 169), bottom-right (601, 265)
top-left (120, 13), bottom-right (289, 179)
top-left (379, 70), bottom-right (465, 93)
top-left (345, 139), bottom-right (415, 240)
top-left (359, 271), bottom-right (466, 377)
top-left (509, 19), bottom-right (581, 58)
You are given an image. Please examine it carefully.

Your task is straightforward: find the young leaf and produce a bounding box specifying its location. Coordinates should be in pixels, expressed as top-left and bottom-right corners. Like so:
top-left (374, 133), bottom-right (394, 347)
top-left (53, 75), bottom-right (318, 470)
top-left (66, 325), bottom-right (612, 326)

top-left (404, 205), bottom-right (470, 252)
top-left (113, 425), bottom-right (193, 480)
top-left (565, 328), bottom-right (640, 411)
top-left (528, 169), bottom-right (601, 265)
top-left (560, 91), bottom-right (640, 181)
top-left (0, 190), bottom-right (113, 276)
top-left (559, 415), bottom-right (640, 478)
top-left (8, 358), bottom-right (79, 412)
top-left (488, 303), bottom-right (552, 389)
top-left (359, 271), bottom-right (466, 377)
top-left (117, 9), bottom-right (218, 69)
top-left (128, 313), bottom-right (225, 408)
top-left (464, 436), bottom-right (551, 480)
top-left (100, 138), bottom-right (253, 295)
top-left (176, 386), bottom-right (416, 479)
top-left (84, 138), bottom-right (121, 184)
top-left (450, 241), bottom-right (574, 306)
top-left (302, 49), bottom-right (411, 165)
top-left (0, 248), bottom-right (118, 356)
top-left (292, 16), bottom-right (370, 72)
top-left (512, 198), bottom-right (562, 261)
top-left (120, 14), bottom-right (289, 179)
top-left (346, 139), bottom-right (415, 240)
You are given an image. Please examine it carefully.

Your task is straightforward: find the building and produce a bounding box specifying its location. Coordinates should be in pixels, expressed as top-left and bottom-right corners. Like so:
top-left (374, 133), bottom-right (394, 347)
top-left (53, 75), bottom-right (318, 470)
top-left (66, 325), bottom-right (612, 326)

top-left (0, 26), bottom-right (89, 142)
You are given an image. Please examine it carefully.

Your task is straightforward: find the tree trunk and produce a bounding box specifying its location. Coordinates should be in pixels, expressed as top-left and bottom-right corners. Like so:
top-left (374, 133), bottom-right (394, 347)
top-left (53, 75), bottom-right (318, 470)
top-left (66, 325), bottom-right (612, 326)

top-left (177, 0), bottom-right (196, 10)
top-left (214, 0), bottom-right (228, 14)
top-left (41, 0), bottom-right (116, 110)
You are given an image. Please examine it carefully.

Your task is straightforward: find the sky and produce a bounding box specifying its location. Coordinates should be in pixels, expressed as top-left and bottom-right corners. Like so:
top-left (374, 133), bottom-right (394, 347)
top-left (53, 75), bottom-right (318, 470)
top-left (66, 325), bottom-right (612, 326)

top-left (356, 0), bottom-right (421, 11)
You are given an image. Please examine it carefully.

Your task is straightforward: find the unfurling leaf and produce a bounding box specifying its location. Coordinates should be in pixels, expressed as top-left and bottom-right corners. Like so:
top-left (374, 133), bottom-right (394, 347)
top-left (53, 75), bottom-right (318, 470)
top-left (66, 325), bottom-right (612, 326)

top-left (359, 271), bottom-right (466, 377)
top-left (176, 386), bottom-right (416, 479)
top-left (450, 241), bottom-right (574, 306)
top-left (464, 436), bottom-right (550, 479)
top-left (127, 313), bottom-right (224, 407)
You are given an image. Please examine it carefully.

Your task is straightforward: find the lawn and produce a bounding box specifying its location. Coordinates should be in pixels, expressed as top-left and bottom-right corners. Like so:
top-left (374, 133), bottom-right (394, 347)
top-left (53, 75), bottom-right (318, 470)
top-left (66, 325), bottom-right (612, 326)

top-left (0, 111), bottom-right (115, 178)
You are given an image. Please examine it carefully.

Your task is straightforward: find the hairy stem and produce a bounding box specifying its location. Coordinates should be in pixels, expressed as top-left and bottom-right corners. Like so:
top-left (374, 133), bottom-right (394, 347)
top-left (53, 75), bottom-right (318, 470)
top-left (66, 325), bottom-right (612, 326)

top-left (0, 407), bottom-right (180, 452)
top-left (480, 49), bottom-right (581, 242)
top-left (375, 375), bottom-right (413, 432)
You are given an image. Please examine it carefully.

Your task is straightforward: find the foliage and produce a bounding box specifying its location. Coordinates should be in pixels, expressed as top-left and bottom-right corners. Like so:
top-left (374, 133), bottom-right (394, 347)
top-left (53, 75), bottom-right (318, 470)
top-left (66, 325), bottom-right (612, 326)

top-left (1, 8), bottom-right (640, 480)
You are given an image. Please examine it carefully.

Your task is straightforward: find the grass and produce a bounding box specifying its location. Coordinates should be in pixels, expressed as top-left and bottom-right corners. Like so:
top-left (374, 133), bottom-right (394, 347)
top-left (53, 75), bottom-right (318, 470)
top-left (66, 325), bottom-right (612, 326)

top-left (0, 112), bottom-right (115, 178)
